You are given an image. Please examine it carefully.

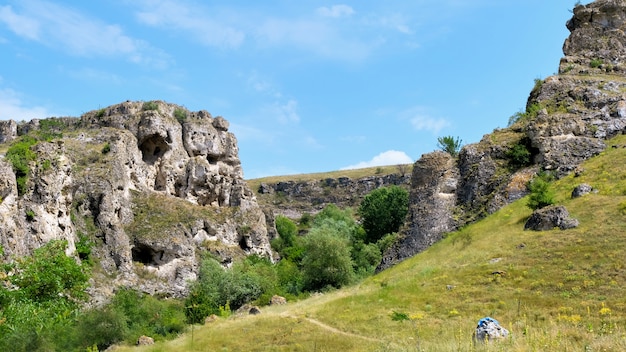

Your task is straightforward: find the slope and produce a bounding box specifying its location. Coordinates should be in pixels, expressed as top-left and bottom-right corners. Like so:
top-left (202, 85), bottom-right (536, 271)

top-left (113, 134), bottom-right (626, 351)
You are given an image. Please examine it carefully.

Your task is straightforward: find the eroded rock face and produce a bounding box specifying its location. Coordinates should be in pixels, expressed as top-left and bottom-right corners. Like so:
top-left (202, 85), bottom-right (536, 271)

top-left (528, 0), bottom-right (626, 176)
top-left (0, 101), bottom-right (272, 300)
top-left (379, 152), bottom-right (458, 269)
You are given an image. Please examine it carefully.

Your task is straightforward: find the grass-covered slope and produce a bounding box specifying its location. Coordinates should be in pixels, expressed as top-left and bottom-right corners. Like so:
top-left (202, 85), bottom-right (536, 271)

top-left (117, 135), bottom-right (626, 352)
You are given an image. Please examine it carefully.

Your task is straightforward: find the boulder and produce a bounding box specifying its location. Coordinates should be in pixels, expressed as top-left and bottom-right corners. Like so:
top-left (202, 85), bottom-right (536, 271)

top-left (270, 295), bottom-right (287, 305)
top-left (137, 335), bottom-right (154, 345)
top-left (571, 183), bottom-right (593, 198)
top-left (204, 314), bottom-right (219, 324)
top-left (524, 205), bottom-right (579, 231)
top-left (473, 317), bottom-right (509, 343)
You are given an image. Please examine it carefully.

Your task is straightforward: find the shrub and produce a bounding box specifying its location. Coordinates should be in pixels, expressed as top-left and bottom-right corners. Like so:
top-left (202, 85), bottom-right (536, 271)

top-left (6, 136), bottom-right (38, 195)
top-left (76, 232), bottom-right (94, 263)
top-left (358, 186), bottom-right (409, 244)
top-left (527, 173), bottom-right (556, 210)
top-left (506, 142), bottom-right (532, 168)
top-left (590, 58), bottom-right (603, 68)
top-left (96, 108), bottom-right (106, 118)
top-left (102, 142), bottom-right (111, 154)
top-left (508, 102), bottom-right (543, 126)
top-left (25, 209), bottom-right (35, 222)
top-left (9, 240), bottom-right (89, 303)
top-left (174, 108), bottom-right (187, 122)
top-left (185, 256), bottom-right (263, 323)
top-left (142, 101), bottom-right (159, 111)
top-left (436, 136), bottom-right (463, 156)
top-left (351, 241), bottom-right (382, 278)
top-left (74, 307), bottom-right (128, 351)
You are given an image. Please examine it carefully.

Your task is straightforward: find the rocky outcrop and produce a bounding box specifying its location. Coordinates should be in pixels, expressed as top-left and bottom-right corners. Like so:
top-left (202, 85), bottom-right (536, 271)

top-left (381, 0), bottom-right (626, 268)
top-left (256, 173), bottom-right (411, 219)
top-left (379, 152), bottom-right (458, 269)
top-left (0, 101), bottom-right (272, 299)
top-left (527, 0), bottom-right (626, 176)
top-left (0, 120), bottom-right (17, 143)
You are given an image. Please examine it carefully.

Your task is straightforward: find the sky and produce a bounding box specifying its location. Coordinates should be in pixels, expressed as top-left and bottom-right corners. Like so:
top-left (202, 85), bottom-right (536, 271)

top-left (0, 0), bottom-right (588, 179)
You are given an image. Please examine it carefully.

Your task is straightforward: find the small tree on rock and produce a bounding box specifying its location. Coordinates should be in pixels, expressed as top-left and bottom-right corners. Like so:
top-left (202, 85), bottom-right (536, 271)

top-left (437, 136), bottom-right (463, 157)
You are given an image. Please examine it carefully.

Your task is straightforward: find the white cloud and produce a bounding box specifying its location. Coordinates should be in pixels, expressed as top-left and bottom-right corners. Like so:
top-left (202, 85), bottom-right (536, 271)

top-left (366, 13), bottom-right (413, 34)
top-left (0, 88), bottom-right (49, 120)
top-left (316, 5), bottom-right (355, 18)
top-left (0, 0), bottom-right (169, 68)
top-left (134, 0), bottom-right (245, 48)
top-left (255, 18), bottom-right (378, 61)
top-left (273, 99), bottom-right (300, 124)
top-left (341, 150), bottom-right (413, 170)
top-left (410, 115), bottom-right (450, 134)
top-left (0, 5), bottom-right (40, 39)
top-left (401, 106), bottom-right (450, 134)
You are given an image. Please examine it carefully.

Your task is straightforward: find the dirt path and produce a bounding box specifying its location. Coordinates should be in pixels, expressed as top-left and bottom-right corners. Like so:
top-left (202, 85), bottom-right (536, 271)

top-left (283, 314), bottom-right (383, 343)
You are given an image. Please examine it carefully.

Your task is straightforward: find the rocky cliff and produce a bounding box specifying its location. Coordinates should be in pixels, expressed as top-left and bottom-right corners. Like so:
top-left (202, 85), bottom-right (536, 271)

top-left (0, 101), bottom-right (272, 300)
top-left (380, 0), bottom-right (626, 268)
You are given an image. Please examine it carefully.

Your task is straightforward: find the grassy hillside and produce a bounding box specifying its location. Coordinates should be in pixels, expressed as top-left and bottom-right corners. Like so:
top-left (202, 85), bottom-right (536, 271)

top-left (115, 135), bottom-right (626, 351)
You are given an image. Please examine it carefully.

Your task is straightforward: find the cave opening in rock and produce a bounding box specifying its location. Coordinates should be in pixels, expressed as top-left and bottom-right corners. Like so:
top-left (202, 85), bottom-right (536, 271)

top-left (139, 134), bottom-right (170, 165)
top-left (238, 236), bottom-right (251, 251)
top-left (132, 243), bottom-right (163, 265)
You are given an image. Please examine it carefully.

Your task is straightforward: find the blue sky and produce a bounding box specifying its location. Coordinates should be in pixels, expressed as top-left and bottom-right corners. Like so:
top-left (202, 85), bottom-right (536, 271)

top-left (0, 1), bottom-right (586, 179)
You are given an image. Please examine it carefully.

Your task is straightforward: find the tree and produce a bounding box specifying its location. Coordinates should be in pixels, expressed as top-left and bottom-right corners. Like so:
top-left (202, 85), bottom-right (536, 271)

top-left (358, 186), bottom-right (409, 244)
top-left (437, 136), bottom-right (463, 157)
top-left (527, 173), bottom-right (555, 210)
top-left (301, 228), bottom-right (354, 291)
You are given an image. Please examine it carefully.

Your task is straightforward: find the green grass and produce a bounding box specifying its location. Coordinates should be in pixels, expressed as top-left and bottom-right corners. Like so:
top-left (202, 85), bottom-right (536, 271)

top-left (114, 136), bottom-right (626, 351)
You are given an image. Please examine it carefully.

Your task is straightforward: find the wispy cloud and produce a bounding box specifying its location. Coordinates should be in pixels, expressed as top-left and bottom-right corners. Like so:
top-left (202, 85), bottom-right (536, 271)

top-left (255, 17), bottom-right (380, 62)
top-left (0, 5), bottom-right (40, 39)
top-left (410, 115), bottom-right (450, 134)
top-left (268, 99), bottom-right (300, 124)
top-left (316, 5), bottom-right (355, 18)
top-left (401, 107), bottom-right (450, 134)
top-left (341, 150), bottom-right (413, 170)
top-left (0, 0), bottom-right (169, 68)
top-left (134, 0), bottom-right (245, 48)
top-left (0, 88), bottom-right (50, 120)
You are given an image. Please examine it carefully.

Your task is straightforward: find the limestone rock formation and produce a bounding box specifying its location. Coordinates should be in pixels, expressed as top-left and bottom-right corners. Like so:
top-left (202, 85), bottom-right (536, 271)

top-left (380, 0), bottom-right (626, 268)
top-left (0, 101), bottom-right (272, 299)
top-left (255, 173), bottom-right (411, 219)
top-left (379, 152), bottom-right (457, 268)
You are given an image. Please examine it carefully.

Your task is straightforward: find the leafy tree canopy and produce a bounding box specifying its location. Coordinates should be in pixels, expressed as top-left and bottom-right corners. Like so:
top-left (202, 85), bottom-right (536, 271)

top-left (358, 186), bottom-right (409, 244)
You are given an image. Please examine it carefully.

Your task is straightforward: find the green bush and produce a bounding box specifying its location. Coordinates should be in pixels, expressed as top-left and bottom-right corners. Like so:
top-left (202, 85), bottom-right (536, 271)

top-left (9, 240), bottom-right (89, 303)
top-left (6, 136), bottom-right (38, 195)
top-left (358, 186), bottom-right (409, 244)
top-left (142, 101), bottom-right (159, 111)
top-left (74, 307), bottom-right (128, 351)
top-left (506, 142), bottom-right (532, 168)
top-left (185, 256), bottom-right (263, 323)
top-left (102, 142), bottom-right (111, 154)
top-left (436, 136), bottom-right (463, 157)
top-left (301, 229), bottom-right (354, 291)
top-left (590, 58), bottom-right (603, 68)
top-left (508, 102), bottom-right (543, 126)
top-left (174, 108), bottom-right (187, 122)
top-left (527, 173), bottom-right (556, 210)
top-left (96, 108), bottom-right (106, 118)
